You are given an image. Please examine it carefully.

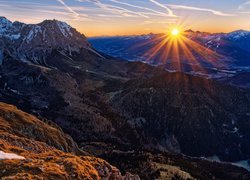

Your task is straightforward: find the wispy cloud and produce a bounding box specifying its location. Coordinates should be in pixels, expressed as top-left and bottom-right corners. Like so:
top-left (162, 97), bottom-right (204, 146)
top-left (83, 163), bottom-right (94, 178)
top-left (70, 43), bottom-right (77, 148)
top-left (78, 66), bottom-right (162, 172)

top-left (97, 14), bottom-right (122, 18)
top-left (238, 1), bottom-right (250, 10)
top-left (0, 0), bottom-right (43, 6)
top-left (142, 19), bottom-right (177, 25)
top-left (149, 0), bottom-right (176, 17)
top-left (239, 11), bottom-right (250, 14)
top-left (78, 0), bottom-right (149, 18)
top-left (56, 0), bottom-right (91, 21)
top-left (168, 4), bottom-right (235, 17)
top-left (56, 0), bottom-right (87, 18)
top-left (109, 0), bottom-right (175, 17)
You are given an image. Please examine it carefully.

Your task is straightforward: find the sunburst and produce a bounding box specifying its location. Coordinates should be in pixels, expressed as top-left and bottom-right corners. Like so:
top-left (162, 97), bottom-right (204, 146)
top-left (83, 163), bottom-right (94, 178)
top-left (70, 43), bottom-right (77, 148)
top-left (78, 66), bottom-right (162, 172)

top-left (171, 28), bottom-right (180, 36)
top-left (130, 23), bottom-right (223, 73)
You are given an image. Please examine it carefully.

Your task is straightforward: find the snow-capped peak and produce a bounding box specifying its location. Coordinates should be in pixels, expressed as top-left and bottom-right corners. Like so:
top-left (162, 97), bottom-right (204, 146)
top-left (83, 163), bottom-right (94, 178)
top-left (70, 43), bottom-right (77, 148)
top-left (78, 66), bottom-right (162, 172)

top-left (0, 16), bottom-right (12, 26)
top-left (227, 30), bottom-right (250, 40)
top-left (56, 21), bottom-right (72, 38)
top-left (0, 17), bottom-right (92, 65)
top-left (26, 25), bottom-right (42, 43)
top-left (0, 16), bottom-right (13, 34)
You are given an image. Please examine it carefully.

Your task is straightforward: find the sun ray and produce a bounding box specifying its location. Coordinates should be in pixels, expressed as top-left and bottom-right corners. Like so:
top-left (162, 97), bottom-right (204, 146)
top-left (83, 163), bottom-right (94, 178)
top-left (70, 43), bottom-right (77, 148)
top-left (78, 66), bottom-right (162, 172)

top-left (127, 23), bottom-right (228, 77)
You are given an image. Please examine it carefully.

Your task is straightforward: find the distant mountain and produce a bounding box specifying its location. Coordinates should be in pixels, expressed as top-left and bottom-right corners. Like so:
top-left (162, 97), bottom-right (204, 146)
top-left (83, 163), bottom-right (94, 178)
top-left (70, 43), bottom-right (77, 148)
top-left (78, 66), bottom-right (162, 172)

top-left (89, 30), bottom-right (250, 64)
top-left (1, 17), bottom-right (250, 178)
top-left (186, 30), bottom-right (250, 66)
top-left (89, 30), bottom-right (250, 88)
top-left (226, 30), bottom-right (250, 53)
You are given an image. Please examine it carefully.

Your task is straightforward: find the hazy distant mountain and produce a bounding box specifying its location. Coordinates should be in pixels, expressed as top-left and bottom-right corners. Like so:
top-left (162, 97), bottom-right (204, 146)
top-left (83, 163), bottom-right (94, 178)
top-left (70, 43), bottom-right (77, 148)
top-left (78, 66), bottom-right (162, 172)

top-left (1, 17), bottom-right (250, 178)
top-left (89, 30), bottom-right (250, 64)
top-left (226, 30), bottom-right (250, 53)
top-left (89, 30), bottom-right (250, 88)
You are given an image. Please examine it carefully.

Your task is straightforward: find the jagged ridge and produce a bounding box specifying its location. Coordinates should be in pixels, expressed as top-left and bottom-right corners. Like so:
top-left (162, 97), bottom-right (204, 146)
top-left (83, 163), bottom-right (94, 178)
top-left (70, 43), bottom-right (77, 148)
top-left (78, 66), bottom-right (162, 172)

top-left (0, 17), bottom-right (91, 65)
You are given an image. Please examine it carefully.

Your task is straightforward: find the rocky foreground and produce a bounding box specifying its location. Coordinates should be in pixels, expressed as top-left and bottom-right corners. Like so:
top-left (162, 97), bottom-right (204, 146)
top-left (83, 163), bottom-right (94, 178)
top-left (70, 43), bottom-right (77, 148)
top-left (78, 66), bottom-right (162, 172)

top-left (0, 102), bottom-right (139, 179)
top-left (1, 102), bottom-right (249, 179)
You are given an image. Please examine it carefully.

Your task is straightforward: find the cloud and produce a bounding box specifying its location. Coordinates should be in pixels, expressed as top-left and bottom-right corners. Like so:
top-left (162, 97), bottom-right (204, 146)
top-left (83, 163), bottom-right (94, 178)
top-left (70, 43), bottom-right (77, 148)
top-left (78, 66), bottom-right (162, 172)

top-left (97, 14), bottom-right (122, 18)
top-left (77, 0), bottom-right (150, 18)
top-left (238, 1), bottom-right (250, 10)
top-left (168, 4), bottom-right (235, 16)
top-left (149, 0), bottom-right (176, 17)
top-left (56, 0), bottom-right (92, 21)
top-left (56, 0), bottom-right (82, 18)
top-left (142, 19), bottom-right (177, 25)
top-left (109, 0), bottom-right (175, 17)
top-left (239, 11), bottom-right (250, 14)
top-left (0, 0), bottom-right (43, 6)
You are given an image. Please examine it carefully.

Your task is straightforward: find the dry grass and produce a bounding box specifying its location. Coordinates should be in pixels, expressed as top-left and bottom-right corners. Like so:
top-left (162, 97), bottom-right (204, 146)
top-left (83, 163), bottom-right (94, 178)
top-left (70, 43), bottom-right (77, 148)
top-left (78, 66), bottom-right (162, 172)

top-left (154, 163), bottom-right (194, 180)
top-left (0, 102), bottom-right (135, 179)
top-left (0, 103), bottom-right (79, 153)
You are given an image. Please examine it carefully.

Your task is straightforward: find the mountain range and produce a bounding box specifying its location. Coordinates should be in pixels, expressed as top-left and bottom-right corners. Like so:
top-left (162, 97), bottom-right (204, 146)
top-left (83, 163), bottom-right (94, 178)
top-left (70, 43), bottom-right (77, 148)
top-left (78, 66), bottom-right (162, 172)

top-left (89, 30), bottom-right (250, 88)
top-left (0, 16), bottom-right (250, 179)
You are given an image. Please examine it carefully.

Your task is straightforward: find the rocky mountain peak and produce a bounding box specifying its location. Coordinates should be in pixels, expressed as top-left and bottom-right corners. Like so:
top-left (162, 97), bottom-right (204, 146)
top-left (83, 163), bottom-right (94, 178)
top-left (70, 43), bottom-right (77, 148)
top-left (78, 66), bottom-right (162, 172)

top-left (19, 18), bottom-right (90, 47)
top-left (0, 16), bottom-right (11, 24)
top-left (0, 16), bottom-right (12, 34)
top-left (227, 30), bottom-right (250, 40)
top-left (38, 19), bottom-right (73, 38)
top-left (0, 17), bottom-right (92, 65)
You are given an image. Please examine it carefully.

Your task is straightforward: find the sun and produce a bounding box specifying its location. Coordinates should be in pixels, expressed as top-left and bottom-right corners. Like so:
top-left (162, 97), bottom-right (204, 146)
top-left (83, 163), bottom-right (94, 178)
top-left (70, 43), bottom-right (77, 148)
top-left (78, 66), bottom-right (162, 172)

top-left (171, 28), bottom-right (180, 36)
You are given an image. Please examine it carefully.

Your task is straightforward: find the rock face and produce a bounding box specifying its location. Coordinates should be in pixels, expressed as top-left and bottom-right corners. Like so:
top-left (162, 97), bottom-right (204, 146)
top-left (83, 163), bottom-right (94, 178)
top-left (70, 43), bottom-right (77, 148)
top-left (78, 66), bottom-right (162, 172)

top-left (0, 102), bottom-right (140, 179)
top-left (0, 16), bottom-right (91, 64)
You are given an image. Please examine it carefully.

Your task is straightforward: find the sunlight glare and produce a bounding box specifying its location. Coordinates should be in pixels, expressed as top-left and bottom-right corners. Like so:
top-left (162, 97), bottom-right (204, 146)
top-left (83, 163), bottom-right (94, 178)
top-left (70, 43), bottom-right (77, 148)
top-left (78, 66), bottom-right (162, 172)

top-left (171, 28), bottom-right (180, 36)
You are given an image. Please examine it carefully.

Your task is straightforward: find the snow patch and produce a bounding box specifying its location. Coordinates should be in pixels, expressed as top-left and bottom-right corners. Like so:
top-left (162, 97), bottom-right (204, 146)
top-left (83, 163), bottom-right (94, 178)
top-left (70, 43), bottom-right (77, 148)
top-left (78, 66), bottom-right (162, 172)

top-left (233, 160), bottom-right (250, 171)
top-left (0, 151), bottom-right (24, 160)
top-left (205, 155), bottom-right (250, 171)
top-left (5, 33), bottom-right (20, 40)
top-left (0, 17), bottom-right (12, 34)
top-left (206, 155), bottom-right (220, 162)
top-left (227, 30), bottom-right (250, 40)
top-left (8, 88), bottom-right (21, 95)
top-left (57, 21), bottom-right (72, 37)
top-left (84, 47), bottom-right (105, 59)
top-left (26, 25), bottom-right (42, 43)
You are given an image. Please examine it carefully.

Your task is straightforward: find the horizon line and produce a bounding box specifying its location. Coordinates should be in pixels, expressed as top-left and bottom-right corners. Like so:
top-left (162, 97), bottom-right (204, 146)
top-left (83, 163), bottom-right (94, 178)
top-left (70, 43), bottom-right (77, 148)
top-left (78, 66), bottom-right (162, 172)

top-left (1, 16), bottom-right (249, 38)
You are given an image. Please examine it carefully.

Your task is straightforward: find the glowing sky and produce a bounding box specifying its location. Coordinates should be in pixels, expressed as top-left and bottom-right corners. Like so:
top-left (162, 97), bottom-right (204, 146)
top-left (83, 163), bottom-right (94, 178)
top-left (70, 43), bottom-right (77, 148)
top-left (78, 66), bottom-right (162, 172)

top-left (1, 0), bottom-right (250, 36)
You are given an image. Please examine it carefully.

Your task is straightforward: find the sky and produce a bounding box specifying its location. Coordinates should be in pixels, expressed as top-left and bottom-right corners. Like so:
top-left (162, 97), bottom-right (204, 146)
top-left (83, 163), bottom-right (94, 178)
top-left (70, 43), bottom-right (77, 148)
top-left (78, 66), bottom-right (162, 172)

top-left (1, 0), bottom-right (250, 37)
